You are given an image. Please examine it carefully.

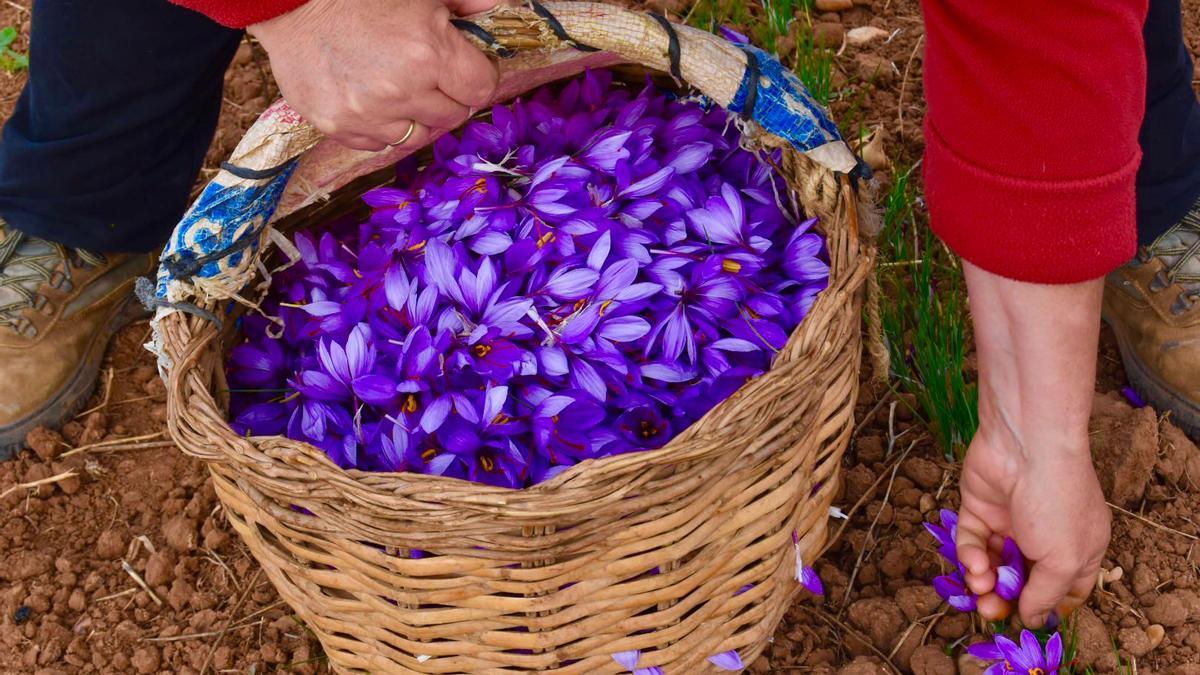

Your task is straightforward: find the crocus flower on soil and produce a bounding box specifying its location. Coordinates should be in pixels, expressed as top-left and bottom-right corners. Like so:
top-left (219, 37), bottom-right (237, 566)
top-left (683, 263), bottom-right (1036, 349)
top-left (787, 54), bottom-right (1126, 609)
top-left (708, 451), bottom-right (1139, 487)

top-left (228, 70), bottom-right (830, 489)
top-left (968, 630), bottom-right (1063, 675)
top-left (925, 509), bottom-right (1026, 611)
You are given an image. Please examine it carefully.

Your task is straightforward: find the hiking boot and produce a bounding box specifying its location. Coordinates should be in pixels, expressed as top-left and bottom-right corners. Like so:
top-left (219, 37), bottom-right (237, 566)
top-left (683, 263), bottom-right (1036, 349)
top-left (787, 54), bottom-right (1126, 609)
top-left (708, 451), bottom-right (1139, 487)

top-left (1103, 197), bottom-right (1200, 440)
top-left (0, 219), bottom-right (155, 459)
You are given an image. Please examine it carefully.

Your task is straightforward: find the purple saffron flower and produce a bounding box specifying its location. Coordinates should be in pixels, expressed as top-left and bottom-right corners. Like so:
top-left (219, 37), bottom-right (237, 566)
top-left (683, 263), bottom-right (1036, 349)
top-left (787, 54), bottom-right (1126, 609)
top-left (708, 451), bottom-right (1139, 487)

top-left (967, 630), bottom-right (1063, 675)
top-left (1121, 385), bottom-right (1147, 408)
top-left (793, 530), bottom-right (824, 596)
top-left (995, 537), bottom-right (1026, 602)
top-left (708, 650), bottom-right (744, 671)
top-left (295, 324), bottom-right (396, 406)
top-left (932, 572), bottom-right (978, 612)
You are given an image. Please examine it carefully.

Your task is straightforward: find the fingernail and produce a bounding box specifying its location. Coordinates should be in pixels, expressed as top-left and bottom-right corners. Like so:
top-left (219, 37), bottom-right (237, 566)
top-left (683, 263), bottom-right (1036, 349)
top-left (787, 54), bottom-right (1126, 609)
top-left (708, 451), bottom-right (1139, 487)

top-left (1032, 613), bottom-right (1047, 628)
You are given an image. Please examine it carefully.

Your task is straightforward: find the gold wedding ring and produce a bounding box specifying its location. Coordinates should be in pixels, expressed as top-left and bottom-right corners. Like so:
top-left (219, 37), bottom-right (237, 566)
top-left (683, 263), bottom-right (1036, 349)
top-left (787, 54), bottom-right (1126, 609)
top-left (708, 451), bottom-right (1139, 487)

top-left (387, 121), bottom-right (417, 147)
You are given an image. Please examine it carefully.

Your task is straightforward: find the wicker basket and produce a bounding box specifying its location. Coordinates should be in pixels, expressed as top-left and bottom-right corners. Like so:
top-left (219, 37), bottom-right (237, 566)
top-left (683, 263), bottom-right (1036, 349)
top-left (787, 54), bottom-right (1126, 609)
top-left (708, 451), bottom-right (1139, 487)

top-left (154, 3), bottom-right (874, 673)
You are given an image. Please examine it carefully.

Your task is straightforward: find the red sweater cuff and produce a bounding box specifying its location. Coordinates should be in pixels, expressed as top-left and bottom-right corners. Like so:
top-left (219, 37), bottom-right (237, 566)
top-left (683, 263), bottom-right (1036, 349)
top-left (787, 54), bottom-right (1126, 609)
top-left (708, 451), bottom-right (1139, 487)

top-left (924, 121), bottom-right (1139, 285)
top-left (170, 0), bottom-right (310, 28)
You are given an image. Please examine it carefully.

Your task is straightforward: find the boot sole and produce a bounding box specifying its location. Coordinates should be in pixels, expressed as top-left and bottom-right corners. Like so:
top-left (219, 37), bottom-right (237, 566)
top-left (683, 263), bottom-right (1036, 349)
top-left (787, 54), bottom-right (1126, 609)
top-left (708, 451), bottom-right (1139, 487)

top-left (0, 293), bottom-right (150, 460)
top-left (1103, 311), bottom-right (1200, 441)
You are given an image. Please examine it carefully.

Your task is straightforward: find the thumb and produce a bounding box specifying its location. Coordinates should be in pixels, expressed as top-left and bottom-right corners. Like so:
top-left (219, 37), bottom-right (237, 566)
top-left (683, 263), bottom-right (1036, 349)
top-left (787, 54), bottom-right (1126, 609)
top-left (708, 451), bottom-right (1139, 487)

top-left (438, 19), bottom-right (502, 108)
top-left (445, 0), bottom-right (513, 16)
top-left (1018, 557), bottom-right (1088, 628)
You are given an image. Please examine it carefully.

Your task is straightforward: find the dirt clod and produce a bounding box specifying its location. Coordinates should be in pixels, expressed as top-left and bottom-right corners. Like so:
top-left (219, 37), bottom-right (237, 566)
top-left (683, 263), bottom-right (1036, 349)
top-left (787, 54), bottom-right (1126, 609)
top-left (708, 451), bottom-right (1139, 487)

top-left (24, 427), bottom-right (63, 462)
top-left (162, 516), bottom-right (197, 552)
top-left (1148, 593), bottom-right (1190, 627)
top-left (96, 530), bottom-right (125, 561)
top-left (847, 597), bottom-right (905, 649)
top-left (836, 656), bottom-right (888, 675)
top-left (1119, 626), bottom-right (1154, 657)
top-left (1090, 392), bottom-right (1158, 507)
top-left (910, 644), bottom-right (954, 675)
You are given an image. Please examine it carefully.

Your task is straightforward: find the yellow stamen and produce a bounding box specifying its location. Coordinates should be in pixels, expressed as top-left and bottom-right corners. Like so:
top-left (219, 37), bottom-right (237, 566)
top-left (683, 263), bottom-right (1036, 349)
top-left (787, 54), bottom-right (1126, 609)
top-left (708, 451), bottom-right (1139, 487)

top-left (403, 394), bottom-right (419, 414)
top-left (473, 343), bottom-right (492, 358)
top-left (407, 240), bottom-right (427, 252)
top-left (480, 455), bottom-right (495, 472)
top-left (537, 231), bottom-right (556, 249)
top-left (599, 300), bottom-right (613, 316)
top-left (493, 413), bottom-right (512, 425)
top-left (421, 448), bottom-right (438, 463)
top-left (721, 259), bottom-right (742, 274)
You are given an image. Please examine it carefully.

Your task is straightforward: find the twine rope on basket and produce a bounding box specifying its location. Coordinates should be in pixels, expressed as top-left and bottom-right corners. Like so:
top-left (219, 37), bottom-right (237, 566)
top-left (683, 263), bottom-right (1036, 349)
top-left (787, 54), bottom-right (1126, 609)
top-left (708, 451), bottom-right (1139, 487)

top-left (154, 3), bottom-right (878, 672)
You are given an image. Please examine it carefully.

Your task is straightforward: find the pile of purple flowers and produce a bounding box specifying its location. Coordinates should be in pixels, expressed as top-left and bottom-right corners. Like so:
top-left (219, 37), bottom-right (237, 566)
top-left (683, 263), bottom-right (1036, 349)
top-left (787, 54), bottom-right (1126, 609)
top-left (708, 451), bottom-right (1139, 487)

top-left (228, 70), bottom-right (829, 488)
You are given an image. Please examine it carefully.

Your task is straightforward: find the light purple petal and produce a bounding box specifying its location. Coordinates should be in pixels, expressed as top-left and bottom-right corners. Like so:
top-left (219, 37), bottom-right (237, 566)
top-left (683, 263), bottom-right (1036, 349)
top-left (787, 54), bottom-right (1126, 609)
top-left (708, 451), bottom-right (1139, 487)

top-left (419, 397), bottom-right (452, 434)
top-left (800, 566), bottom-right (824, 596)
top-left (995, 565), bottom-right (1023, 602)
top-left (544, 267), bottom-right (600, 301)
top-left (1017, 630), bottom-right (1044, 670)
top-left (620, 167), bottom-right (675, 199)
top-left (707, 650), bottom-right (744, 671)
top-left (612, 650), bottom-right (640, 671)
top-left (1045, 632), bottom-right (1063, 670)
top-left (599, 316), bottom-right (651, 342)
top-left (966, 641), bottom-right (1005, 662)
top-left (571, 358), bottom-right (608, 402)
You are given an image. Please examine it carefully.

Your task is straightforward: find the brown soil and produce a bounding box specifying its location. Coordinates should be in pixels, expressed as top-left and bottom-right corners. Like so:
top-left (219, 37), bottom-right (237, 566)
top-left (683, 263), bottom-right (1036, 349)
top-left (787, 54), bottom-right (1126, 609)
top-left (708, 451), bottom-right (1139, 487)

top-left (2, 0), bottom-right (1200, 673)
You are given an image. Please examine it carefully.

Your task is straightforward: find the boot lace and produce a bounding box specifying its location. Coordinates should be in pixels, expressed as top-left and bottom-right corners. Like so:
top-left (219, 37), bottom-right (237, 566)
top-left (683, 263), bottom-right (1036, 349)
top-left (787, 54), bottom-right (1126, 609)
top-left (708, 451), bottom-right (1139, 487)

top-left (0, 224), bottom-right (107, 335)
top-left (1141, 198), bottom-right (1200, 315)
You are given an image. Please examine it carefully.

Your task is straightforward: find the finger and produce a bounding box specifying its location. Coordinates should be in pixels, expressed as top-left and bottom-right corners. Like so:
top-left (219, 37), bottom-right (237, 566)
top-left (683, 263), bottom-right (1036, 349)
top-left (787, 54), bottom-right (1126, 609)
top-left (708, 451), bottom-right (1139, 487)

top-left (955, 508), bottom-right (997, 595)
top-left (437, 23), bottom-right (501, 108)
top-left (403, 91), bottom-right (472, 131)
top-left (976, 592), bottom-right (1013, 622)
top-left (368, 120), bottom-right (432, 152)
top-left (1018, 558), bottom-right (1080, 629)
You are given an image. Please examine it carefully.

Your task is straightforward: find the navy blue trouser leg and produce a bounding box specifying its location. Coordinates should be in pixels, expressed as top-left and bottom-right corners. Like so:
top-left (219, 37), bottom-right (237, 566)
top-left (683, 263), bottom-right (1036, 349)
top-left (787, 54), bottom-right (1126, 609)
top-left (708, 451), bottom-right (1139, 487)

top-left (0, 0), bottom-right (241, 253)
top-left (1137, 0), bottom-right (1200, 245)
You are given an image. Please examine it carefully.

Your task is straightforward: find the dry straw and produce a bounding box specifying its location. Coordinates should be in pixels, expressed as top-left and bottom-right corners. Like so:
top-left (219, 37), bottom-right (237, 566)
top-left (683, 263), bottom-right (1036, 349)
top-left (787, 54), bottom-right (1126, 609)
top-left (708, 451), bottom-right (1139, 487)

top-left (160, 3), bottom-right (875, 672)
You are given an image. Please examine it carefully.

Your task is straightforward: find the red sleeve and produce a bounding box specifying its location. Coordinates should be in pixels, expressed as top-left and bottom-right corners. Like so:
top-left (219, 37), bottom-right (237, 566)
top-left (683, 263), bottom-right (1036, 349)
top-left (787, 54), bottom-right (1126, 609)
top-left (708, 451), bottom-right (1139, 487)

top-left (921, 0), bottom-right (1149, 284)
top-left (169, 0), bottom-right (310, 28)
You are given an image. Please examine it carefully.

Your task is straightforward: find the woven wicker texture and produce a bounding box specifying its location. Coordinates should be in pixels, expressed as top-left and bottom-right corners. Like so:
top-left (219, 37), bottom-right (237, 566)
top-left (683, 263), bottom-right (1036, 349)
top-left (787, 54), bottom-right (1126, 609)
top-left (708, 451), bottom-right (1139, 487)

top-left (159, 3), bottom-right (874, 673)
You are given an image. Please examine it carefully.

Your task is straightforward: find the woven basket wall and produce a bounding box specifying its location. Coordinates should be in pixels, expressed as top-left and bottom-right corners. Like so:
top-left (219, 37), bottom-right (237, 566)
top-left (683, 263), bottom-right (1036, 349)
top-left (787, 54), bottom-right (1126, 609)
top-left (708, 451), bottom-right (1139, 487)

top-left (158, 3), bottom-right (874, 673)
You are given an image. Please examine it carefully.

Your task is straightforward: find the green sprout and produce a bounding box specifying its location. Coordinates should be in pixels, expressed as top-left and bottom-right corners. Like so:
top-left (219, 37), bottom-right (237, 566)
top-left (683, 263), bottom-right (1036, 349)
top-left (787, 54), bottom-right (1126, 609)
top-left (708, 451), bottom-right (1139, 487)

top-left (0, 26), bottom-right (28, 73)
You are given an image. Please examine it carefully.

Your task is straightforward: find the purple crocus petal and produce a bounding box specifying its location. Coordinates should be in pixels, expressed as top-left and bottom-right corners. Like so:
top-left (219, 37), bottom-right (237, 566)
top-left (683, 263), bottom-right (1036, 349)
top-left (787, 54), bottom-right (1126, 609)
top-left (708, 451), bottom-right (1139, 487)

top-left (426, 453), bottom-right (457, 476)
top-left (995, 565), bottom-right (1023, 602)
top-left (596, 258), bottom-right (639, 298)
top-left (543, 267), bottom-right (601, 301)
top-left (581, 130), bottom-right (632, 172)
top-left (981, 664), bottom-right (1008, 675)
top-left (619, 167), bottom-right (675, 199)
top-left (719, 25), bottom-right (750, 44)
top-left (1017, 630), bottom-right (1044, 670)
top-left (482, 385), bottom-right (509, 424)
top-left (939, 509), bottom-right (958, 530)
top-left (419, 397), bottom-right (453, 434)
top-left (615, 282), bottom-right (662, 302)
top-left (559, 304), bottom-right (603, 345)
top-left (707, 650), bottom-right (744, 671)
top-left (640, 362), bottom-right (696, 383)
top-left (297, 370), bottom-right (345, 401)
top-left (599, 316), bottom-right (651, 342)
top-left (423, 238), bottom-right (466, 305)
top-left (800, 566), bottom-right (824, 596)
top-left (571, 358), bottom-right (608, 402)
top-left (352, 375), bottom-right (397, 406)
top-left (301, 300), bottom-right (342, 318)
top-left (633, 668), bottom-right (663, 675)
top-left (1121, 385), bottom-right (1147, 408)
top-left (993, 635), bottom-right (1024, 668)
top-left (665, 142), bottom-right (713, 173)
top-left (966, 641), bottom-right (1006, 662)
top-left (538, 346), bottom-right (570, 377)
top-left (1045, 631), bottom-right (1063, 670)
top-left (588, 231), bottom-right (613, 270)
top-left (612, 650), bottom-right (640, 671)
top-left (470, 231), bottom-right (513, 255)
top-left (947, 593), bottom-right (977, 612)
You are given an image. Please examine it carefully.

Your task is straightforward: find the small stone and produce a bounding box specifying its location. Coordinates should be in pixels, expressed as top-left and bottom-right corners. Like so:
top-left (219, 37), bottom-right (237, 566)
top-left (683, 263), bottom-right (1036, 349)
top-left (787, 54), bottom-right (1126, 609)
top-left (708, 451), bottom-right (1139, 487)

top-left (67, 590), bottom-right (86, 613)
top-left (856, 435), bottom-right (885, 463)
top-left (918, 494), bottom-right (936, 514)
top-left (855, 53), bottom-right (896, 86)
top-left (846, 26), bottom-right (890, 46)
top-left (6, 552), bottom-right (52, 581)
top-left (96, 530), bottom-right (125, 560)
top-left (910, 644), bottom-right (954, 675)
top-left (1147, 624), bottom-right (1166, 651)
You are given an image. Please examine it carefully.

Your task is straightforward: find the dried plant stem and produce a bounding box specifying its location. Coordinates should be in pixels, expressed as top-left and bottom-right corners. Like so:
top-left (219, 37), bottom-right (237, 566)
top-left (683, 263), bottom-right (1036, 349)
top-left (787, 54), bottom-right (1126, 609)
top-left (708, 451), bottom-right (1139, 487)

top-left (0, 471), bottom-right (78, 499)
top-left (120, 560), bottom-right (163, 607)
